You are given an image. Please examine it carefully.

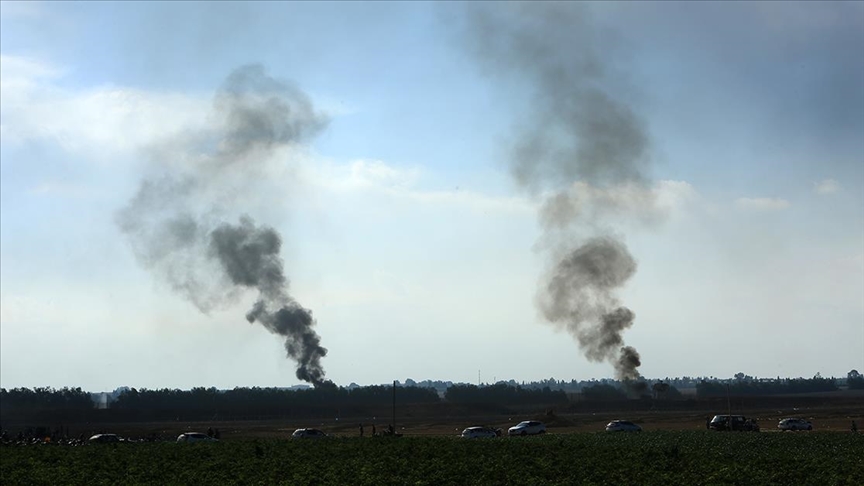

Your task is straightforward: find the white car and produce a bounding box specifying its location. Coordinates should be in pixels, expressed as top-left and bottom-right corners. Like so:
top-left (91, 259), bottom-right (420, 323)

top-left (176, 432), bottom-right (217, 443)
top-left (508, 421), bottom-right (546, 436)
top-left (605, 420), bottom-right (642, 432)
top-left (461, 426), bottom-right (499, 439)
top-left (291, 428), bottom-right (328, 439)
top-left (88, 433), bottom-right (121, 443)
top-left (778, 418), bottom-right (812, 431)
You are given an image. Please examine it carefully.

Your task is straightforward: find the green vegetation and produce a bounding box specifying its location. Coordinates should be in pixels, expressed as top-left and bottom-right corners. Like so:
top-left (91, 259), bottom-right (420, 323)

top-left (848, 370), bottom-right (864, 390)
top-left (696, 376), bottom-right (838, 396)
top-left (0, 388), bottom-right (93, 410)
top-left (2, 432), bottom-right (862, 485)
top-left (444, 383), bottom-right (567, 406)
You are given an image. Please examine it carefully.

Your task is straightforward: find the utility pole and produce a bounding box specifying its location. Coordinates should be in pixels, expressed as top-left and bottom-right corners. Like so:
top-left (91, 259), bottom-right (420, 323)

top-left (392, 380), bottom-right (396, 432)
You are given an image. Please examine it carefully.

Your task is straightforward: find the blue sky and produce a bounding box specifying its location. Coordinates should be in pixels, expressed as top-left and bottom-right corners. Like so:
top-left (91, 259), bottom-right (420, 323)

top-left (1, 1), bottom-right (862, 390)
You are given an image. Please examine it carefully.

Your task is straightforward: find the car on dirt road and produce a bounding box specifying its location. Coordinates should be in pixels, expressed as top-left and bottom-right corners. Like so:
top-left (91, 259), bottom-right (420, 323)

top-left (176, 432), bottom-right (218, 443)
top-left (778, 418), bottom-right (812, 431)
top-left (709, 415), bottom-right (760, 432)
top-left (89, 433), bottom-right (121, 443)
top-left (508, 421), bottom-right (546, 436)
top-left (461, 426), bottom-right (499, 438)
top-left (291, 428), bottom-right (328, 439)
top-left (605, 420), bottom-right (642, 432)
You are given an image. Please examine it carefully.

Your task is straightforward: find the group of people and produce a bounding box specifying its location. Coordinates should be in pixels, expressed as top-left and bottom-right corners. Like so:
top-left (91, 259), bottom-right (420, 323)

top-left (0, 427), bottom-right (88, 446)
top-left (358, 423), bottom-right (396, 437)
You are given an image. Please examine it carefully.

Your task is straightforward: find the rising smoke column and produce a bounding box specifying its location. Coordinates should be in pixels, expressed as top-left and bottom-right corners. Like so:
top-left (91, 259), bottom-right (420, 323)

top-left (117, 64), bottom-right (330, 385)
top-left (460, 3), bottom-right (651, 382)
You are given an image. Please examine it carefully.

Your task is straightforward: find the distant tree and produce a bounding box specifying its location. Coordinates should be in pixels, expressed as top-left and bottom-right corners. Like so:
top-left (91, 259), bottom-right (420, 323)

top-left (651, 382), bottom-right (670, 399)
top-left (581, 384), bottom-right (626, 401)
top-left (848, 369), bottom-right (864, 389)
top-left (444, 383), bottom-right (566, 405)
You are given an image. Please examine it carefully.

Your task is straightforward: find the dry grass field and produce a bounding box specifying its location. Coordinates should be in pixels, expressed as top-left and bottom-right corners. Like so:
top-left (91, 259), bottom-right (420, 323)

top-left (23, 393), bottom-right (858, 441)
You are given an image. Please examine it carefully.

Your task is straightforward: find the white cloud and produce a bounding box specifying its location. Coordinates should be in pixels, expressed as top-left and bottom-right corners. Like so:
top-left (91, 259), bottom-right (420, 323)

top-left (342, 159), bottom-right (421, 190)
top-left (0, 54), bottom-right (533, 220)
top-left (0, 1), bottom-right (47, 20)
top-left (0, 54), bottom-right (62, 86)
top-left (302, 158), bottom-right (535, 216)
top-left (538, 179), bottom-right (698, 230)
top-left (28, 181), bottom-right (93, 199)
top-left (813, 179), bottom-right (840, 195)
top-left (734, 197), bottom-right (791, 211)
top-left (1, 54), bottom-right (212, 157)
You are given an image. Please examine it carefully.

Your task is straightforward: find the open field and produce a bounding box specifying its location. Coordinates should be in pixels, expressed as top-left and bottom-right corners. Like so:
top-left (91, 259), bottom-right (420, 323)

top-left (9, 411), bottom-right (858, 444)
top-left (3, 396), bottom-right (862, 484)
top-left (4, 396), bottom-right (858, 440)
top-left (3, 431), bottom-right (862, 485)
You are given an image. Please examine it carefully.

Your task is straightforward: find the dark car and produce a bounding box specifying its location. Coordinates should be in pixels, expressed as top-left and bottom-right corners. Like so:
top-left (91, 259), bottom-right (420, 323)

top-left (177, 432), bottom-right (218, 443)
top-left (778, 418), bottom-right (812, 431)
top-left (709, 415), bottom-right (759, 432)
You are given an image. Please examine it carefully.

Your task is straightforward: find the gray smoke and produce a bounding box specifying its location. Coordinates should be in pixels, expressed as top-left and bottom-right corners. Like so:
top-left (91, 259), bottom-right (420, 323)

top-left (117, 64), bottom-right (330, 385)
top-left (539, 237), bottom-right (641, 381)
top-left (459, 3), bottom-right (650, 382)
top-left (211, 218), bottom-right (327, 385)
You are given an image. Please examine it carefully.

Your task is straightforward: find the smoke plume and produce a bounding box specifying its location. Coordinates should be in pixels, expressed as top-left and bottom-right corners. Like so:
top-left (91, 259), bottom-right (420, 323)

top-left (117, 64), bottom-right (330, 385)
top-left (460, 3), bottom-right (651, 382)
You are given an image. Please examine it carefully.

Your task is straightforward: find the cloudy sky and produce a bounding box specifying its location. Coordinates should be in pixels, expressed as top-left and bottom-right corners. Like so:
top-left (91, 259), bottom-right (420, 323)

top-left (1, 1), bottom-right (862, 391)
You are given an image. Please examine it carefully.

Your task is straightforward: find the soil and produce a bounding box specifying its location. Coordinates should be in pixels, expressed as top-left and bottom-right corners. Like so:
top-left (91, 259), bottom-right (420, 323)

top-left (7, 392), bottom-right (859, 440)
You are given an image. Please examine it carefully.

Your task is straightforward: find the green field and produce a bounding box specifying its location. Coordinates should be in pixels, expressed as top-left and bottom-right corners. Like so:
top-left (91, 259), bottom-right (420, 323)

top-left (2, 432), bottom-right (862, 485)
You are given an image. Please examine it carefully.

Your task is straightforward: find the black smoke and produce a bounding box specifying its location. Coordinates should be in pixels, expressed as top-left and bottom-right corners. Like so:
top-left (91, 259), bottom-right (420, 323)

top-left (210, 218), bottom-right (328, 385)
top-left (539, 237), bottom-right (642, 381)
top-left (117, 64), bottom-right (330, 385)
top-left (459, 3), bottom-right (650, 382)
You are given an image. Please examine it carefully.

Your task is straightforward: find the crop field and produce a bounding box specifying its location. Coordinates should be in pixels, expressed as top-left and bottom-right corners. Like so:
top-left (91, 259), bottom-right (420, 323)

top-left (2, 431), bottom-right (862, 485)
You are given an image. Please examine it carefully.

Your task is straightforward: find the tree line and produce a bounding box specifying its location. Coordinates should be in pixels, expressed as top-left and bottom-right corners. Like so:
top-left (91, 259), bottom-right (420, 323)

top-left (695, 375), bottom-right (839, 397)
top-left (2, 383), bottom-right (568, 417)
top-left (3, 372), bottom-right (858, 417)
top-left (444, 383), bottom-right (568, 405)
top-left (0, 387), bottom-right (93, 411)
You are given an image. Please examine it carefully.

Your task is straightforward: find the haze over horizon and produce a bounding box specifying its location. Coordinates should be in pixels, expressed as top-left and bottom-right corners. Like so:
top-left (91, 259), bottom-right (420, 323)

top-left (1, 1), bottom-right (862, 391)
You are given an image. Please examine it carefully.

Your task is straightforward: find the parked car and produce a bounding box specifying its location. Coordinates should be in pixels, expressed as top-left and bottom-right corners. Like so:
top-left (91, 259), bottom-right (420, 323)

top-left (709, 415), bottom-right (760, 432)
top-left (291, 428), bottom-right (328, 439)
top-left (778, 418), bottom-right (812, 431)
top-left (508, 421), bottom-right (546, 436)
top-left (176, 432), bottom-right (218, 443)
top-left (88, 433), bottom-right (121, 443)
top-left (605, 420), bottom-right (642, 432)
top-left (461, 426), bottom-right (499, 438)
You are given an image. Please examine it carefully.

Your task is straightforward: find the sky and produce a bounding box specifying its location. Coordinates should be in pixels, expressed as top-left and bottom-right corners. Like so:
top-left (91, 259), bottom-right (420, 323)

top-left (1, 1), bottom-right (862, 391)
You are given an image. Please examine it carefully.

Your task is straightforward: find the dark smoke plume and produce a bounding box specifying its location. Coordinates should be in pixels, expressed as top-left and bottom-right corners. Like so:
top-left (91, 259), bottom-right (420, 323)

top-left (460, 3), bottom-right (651, 382)
top-left (117, 64), bottom-right (330, 385)
top-left (210, 218), bottom-right (327, 385)
top-left (539, 237), bottom-right (641, 381)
